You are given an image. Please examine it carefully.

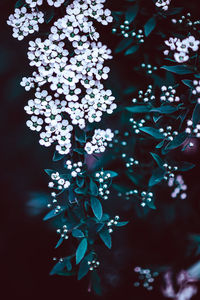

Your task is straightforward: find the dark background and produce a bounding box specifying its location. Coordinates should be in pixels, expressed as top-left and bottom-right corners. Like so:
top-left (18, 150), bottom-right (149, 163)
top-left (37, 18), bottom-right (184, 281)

top-left (1, 0), bottom-right (200, 299)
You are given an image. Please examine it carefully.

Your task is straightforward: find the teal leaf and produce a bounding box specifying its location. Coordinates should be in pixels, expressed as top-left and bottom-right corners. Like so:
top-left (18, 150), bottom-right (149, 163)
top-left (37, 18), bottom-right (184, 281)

top-left (75, 187), bottom-right (86, 194)
top-left (125, 3), bottom-right (139, 23)
top-left (75, 127), bottom-right (86, 143)
top-left (78, 253), bottom-right (93, 280)
top-left (74, 148), bottom-right (85, 155)
top-left (91, 271), bottom-right (102, 295)
top-left (126, 105), bottom-right (151, 113)
top-left (72, 229), bottom-right (85, 238)
top-left (140, 127), bottom-right (164, 139)
top-left (53, 151), bottom-right (65, 162)
top-left (151, 105), bottom-right (178, 114)
top-left (161, 65), bottom-right (195, 75)
top-left (165, 132), bottom-right (188, 150)
top-left (182, 79), bottom-right (193, 88)
top-left (91, 197), bottom-right (103, 220)
top-left (178, 162), bottom-right (195, 171)
top-left (192, 103), bottom-right (200, 128)
top-left (76, 238), bottom-right (88, 264)
top-left (43, 207), bottom-right (65, 221)
top-left (115, 38), bottom-right (133, 53)
top-left (115, 221), bottom-right (129, 227)
top-left (76, 176), bottom-right (85, 188)
top-left (125, 45), bottom-right (139, 56)
top-left (150, 152), bottom-right (165, 168)
top-left (99, 228), bottom-right (112, 249)
top-left (144, 17), bottom-right (156, 37)
top-left (156, 140), bottom-right (165, 149)
top-left (66, 259), bottom-right (72, 271)
top-left (89, 179), bottom-right (99, 196)
top-left (55, 237), bottom-right (63, 249)
top-left (104, 171), bottom-right (118, 178)
top-left (149, 168), bottom-right (165, 187)
top-left (44, 169), bottom-right (56, 177)
top-left (50, 260), bottom-right (66, 275)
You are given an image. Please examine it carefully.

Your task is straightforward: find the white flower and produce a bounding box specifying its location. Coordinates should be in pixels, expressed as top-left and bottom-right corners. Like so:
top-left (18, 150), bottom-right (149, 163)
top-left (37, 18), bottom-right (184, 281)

top-left (26, 115), bottom-right (43, 131)
top-left (21, 77), bottom-right (35, 91)
top-left (25, 0), bottom-right (43, 8)
top-left (39, 131), bottom-right (54, 147)
top-left (47, 0), bottom-right (65, 7)
top-left (174, 52), bottom-right (189, 63)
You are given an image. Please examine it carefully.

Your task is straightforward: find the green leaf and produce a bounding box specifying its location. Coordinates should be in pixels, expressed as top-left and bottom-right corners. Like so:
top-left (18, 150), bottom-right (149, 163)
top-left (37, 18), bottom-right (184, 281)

top-left (44, 169), bottom-right (56, 177)
top-left (161, 65), bottom-right (195, 75)
top-left (182, 79), bottom-right (193, 88)
top-left (90, 179), bottom-right (99, 196)
top-left (43, 207), bottom-right (65, 221)
top-left (150, 152), bottom-right (165, 168)
top-left (75, 187), bottom-right (86, 194)
top-left (126, 105), bottom-right (151, 113)
top-left (140, 127), bottom-right (164, 139)
top-left (192, 103), bottom-right (200, 128)
top-left (115, 38), bottom-right (133, 53)
top-left (53, 151), bottom-right (65, 162)
top-left (66, 259), bottom-right (72, 271)
top-left (72, 229), bottom-right (85, 238)
top-left (115, 221), bottom-right (129, 227)
top-left (91, 197), bottom-right (103, 220)
top-left (144, 17), bottom-right (156, 37)
top-left (165, 132), bottom-right (188, 150)
top-left (15, 0), bottom-right (25, 8)
top-left (125, 4), bottom-right (139, 23)
top-left (149, 168), bottom-right (165, 187)
top-left (99, 228), bottom-right (112, 249)
top-left (50, 260), bottom-right (66, 275)
top-left (76, 238), bottom-right (88, 264)
top-left (151, 105), bottom-right (178, 114)
top-left (125, 45), bottom-right (139, 56)
top-left (74, 148), bottom-right (85, 155)
top-left (55, 237), bottom-right (63, 249)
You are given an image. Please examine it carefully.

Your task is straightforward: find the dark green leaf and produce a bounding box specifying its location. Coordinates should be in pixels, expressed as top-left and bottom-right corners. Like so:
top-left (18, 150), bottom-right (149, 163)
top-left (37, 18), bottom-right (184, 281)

top-left (76, 238), bottom-right (88, 264)
top-left (75, 127), bottom-right (86, 143)
top-left (91, 197), bottom-right (103, 220)
top-left (165, 132), bottom-right (188, 150)
top-left (76, 176), bottom-right (85, 188)
top-left (156, 140), bottom-right (165, 149)
top-left (144, 17), bottom-right (156, 37)
top-left (126, 105), bottom-right (151, 113)
top-left (50, 260), bottom-right (66, 275)
top-left (161, 65), bottom-right (195, 75)
top-left (99, 228), bottom-right (112, 249)
top-left (44, 169), bottom-right (56, 177)
top-left (192, 103), bottom-right (200, 128)
top-left (91, 271), bottom-right (102, 295)
top-left (72, 229), bottom-right (85, 238)
top-left (125, 4), bottom-right (139, 23)
top-left (140, 127), bottom-right (164, 139)
top-left (15, 0), bottom-right (25, 8)
top-left (104, 171), bottom-right (118, 178)
top-left (74, 148), bottom-right (85, 155)
top-left (150, 152), bottom-right (165, 168)
top-left (115, 38), bottom-right (133, 53)
top-left (178, 162), bottom-right (195, 171)
top-left (78, 253), bottom-right (93, 280)
top-left (45, 7), bottom-right (55, 24)
top-left (125, 45), bottom-right (139, 56)
top-left (66, 259), bottom-right (72, 271)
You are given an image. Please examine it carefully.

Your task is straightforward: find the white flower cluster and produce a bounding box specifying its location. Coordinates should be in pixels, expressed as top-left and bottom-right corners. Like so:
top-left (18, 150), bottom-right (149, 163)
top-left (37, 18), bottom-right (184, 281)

top-left (134, 266), bottom-right (159, 291)
top-left (192, 80), bottom-right (200, 102)
top-left (155, 0), bottom-right (171, 11)
top-left (168, 175), bottom-right (187, 199)
top-left (84, 128), bottom-right (114, 154)
top-left (56, 225), bottom-right (69, 240)
top-left (25, 0), bottom-right (65, 8)
top-left (159, 126), bottom-right (178, 141)
top-left (48, 171), bottom-right (70, 189)
top-left (185, 120), bottom-right (200, 138)
top-left (65, 160), bottom-right (83, 177)
top-left (132, 85), bottom-right (155, 104)
top-left (88, 259), bottom-right (100, 271)
top-left (7, 7), bottom-right (44, 40)
top-left (18, 0), bottom-right (115, 155)
top-left (164, 36), bottom-right (200, 63)
top-left (160, 86), bottom-right (180, 103)
top-left (95, 170), bottom-right (111, 199)
top-left (107, 215), bottom-right (119, 233)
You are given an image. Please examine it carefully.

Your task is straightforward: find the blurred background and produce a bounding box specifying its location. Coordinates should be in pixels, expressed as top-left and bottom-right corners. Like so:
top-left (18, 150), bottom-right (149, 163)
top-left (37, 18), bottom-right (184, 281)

top-left (1, 0), bottom-right (200, 299)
